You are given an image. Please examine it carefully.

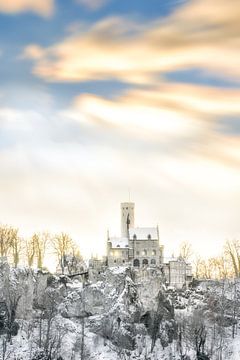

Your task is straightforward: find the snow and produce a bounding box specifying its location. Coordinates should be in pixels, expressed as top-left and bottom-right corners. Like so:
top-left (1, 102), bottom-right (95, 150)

top-left (129, 227), bottom-right (158, 240)
top-left (108, 237), bottom-right (129, 248)
top-left (2, 263), bottom-right (240, 359)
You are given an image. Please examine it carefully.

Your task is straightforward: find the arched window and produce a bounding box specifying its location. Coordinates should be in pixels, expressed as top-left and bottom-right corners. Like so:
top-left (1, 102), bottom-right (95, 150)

top-left (151, 259), bottom-right (156, 265)
top-left (148, 234), bottom-right (151, 240)
top-left (142, 249), bottom-right (147, 256)
top-left (133, 259), bottom-right (140, 267)
top-left (142, 259), bottom-right (149, 266)
top-left (152, 250), bottom-right (156, 256)
top-left (133, 234), bottom-right (137, 240)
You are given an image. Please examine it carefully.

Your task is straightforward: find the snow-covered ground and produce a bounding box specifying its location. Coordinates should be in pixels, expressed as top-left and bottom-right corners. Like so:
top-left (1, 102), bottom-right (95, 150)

top-left (1, 263), bottom-right (240, 359)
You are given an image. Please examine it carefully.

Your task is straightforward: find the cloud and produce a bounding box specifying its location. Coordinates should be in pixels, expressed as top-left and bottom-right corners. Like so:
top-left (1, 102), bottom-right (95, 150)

top-left (65, 81), bottom-right (240, 183)
top-left (0, 0), bottom-right (55, 17)
top-left (70, 83), bottom-right (240, 139)
top-left (23, 0), bottom-right (240, 82)
top-left (0, 96), bottom-right (239, 259)
top-left (76, 0), bottom-right (109, 11)
top-left (63, 83), bottom-right (240, 257)
top-left (3, 0), bottom-right (240, 259)
top-left (22, 45), bottom-right (46, 60)
top-left (0, 75), bottom-right (240, 259)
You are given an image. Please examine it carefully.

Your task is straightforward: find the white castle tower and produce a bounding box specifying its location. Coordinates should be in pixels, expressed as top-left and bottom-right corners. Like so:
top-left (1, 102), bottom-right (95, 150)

top-left (121, 202), bottom-right (135, 238)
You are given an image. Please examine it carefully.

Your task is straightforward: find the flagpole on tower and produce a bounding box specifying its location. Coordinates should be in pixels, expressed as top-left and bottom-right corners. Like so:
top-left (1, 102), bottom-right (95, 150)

top-left (128, 188), bottom-right (131, 202)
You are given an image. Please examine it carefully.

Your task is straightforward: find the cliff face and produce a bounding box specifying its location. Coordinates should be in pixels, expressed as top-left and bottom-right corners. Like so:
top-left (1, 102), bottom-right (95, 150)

top-left (2, 264), bottom-right (239, 360)
top-left (0, 263), bottom-right (177, 359)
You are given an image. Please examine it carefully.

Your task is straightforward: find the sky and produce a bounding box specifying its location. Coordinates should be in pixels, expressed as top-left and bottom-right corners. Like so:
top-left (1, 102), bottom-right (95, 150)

top-left (0, 0), bottom-right (240, 260)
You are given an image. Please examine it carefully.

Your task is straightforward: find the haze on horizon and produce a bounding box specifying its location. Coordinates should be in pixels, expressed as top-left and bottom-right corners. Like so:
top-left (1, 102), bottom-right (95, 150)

top-left (0, 0), bottom-right (239, 260)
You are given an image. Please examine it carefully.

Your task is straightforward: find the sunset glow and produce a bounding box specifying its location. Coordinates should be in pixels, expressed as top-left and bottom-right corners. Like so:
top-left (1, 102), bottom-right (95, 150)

top-left (0, 0), bottom-right (239, 260)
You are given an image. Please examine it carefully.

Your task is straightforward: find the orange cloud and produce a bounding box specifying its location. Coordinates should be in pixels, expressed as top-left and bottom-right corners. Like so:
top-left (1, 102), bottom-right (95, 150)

top-left (0, 0), bottom-right (54, 17)
top-left (23, 0), bottom-right (240, 82)
top-left (65, 82), bottom-right (240, 173)
top-left (71, 84), bottom-right (240, 132)
top-left (22, 45), bottom-right (46, 59)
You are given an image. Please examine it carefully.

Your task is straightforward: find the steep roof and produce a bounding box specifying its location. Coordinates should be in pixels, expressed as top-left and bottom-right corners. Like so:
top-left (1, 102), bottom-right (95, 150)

top-left (129, 227), bottom-right (158, 240)
top-left (108, 237), bottom-right (129, 249)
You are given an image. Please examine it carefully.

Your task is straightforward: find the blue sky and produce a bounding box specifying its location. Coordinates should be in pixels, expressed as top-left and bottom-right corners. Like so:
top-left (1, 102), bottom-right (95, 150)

top-left (0, 0), bottom-right (188, 108)
top-left (0, 0), bottom-right (239, 261)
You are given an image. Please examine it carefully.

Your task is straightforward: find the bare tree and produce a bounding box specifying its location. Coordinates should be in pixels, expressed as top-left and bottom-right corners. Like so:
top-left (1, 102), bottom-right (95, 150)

top-left (0, 334), bottom-right (14, 360)
top-left (194, 255), bottom-right (203, 279)
top-left (34, 286), bottom-right (66, 358)
top-left (11, 231), bottom-right (21, 268)
top-left (225, 239), bottom-right (240, 278)
top-left (26, 236), bottom-right (36, 267)
top-left (231, 279), bottom-right (238, 339)
top-left (52, 233), bottom-right (78, 274)
top-left (0, 225), bottom-right (18, 258)
top-left (33, 232), bottom-right (50, 269)
top-left (185, 310), bottom-right (209, 360)
top-left (179, 241), bottom-right (192, 261)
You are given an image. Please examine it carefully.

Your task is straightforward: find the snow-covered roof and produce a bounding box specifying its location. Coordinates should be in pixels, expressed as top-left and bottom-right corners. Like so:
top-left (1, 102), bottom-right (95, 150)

top-left (164, 257), bottom-right (191, 265)
top-left (108, 237), bottom-right (129, 249)
top-left (129, 227), bottom-right (158, 240)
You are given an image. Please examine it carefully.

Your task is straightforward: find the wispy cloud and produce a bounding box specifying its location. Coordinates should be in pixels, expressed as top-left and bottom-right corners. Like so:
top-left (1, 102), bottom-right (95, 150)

top-left (0, 92), bottom-right (239, 257)
top-left (68, 83), bottom-right (240, 167)
top-left (2, 0), bottom-right (240, 258)
top-left (0, 0), bottom-right (55, 17)
top-left (23, 0), bottom-right (240, 82)
top-left (76, 0), bottom-right (109, 11)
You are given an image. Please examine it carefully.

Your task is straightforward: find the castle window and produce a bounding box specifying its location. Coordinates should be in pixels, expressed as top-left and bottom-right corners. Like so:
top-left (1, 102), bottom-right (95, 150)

top-left (151, 259), bottom-right (156, 265)
top-left (142, 258), bottom-right (148, 266)
top-left (152, 250), bottom-right (156, 256)
top-left (142, 249), bottom-right (147, 256)
top-left (133, 259), bottom-right (140, 267)
top-left (133, 234), bottom-right (137, 240)
top-left (148, 234), bottom-right (151, 240)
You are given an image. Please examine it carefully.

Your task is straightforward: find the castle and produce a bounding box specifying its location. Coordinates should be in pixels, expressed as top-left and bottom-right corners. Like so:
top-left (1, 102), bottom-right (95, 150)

top-left (107, 202), bottom-right (164, 267)
top-left (106, 202), bottom-right (193, 288)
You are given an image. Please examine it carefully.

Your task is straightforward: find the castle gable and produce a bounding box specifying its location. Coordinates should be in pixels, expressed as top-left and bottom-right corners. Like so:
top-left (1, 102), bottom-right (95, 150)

top-left (109, 237), bottom-right (129, 249)
top-left (129, 227), bottom-right (158, 240)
